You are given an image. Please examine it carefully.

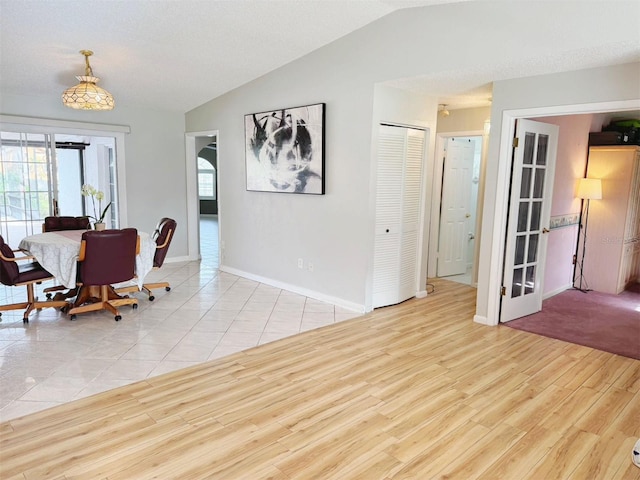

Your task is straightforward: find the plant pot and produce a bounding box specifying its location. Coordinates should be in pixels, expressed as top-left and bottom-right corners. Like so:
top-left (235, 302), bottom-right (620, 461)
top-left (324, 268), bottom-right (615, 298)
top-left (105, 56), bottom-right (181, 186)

top-left (94, 222), bottom-right (106, 231)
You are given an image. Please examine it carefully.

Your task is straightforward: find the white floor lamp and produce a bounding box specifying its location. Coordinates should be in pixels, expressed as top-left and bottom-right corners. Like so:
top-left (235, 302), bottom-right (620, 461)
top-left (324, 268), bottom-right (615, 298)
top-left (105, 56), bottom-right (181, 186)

top-left (574, 177), bottom-right (602, 292)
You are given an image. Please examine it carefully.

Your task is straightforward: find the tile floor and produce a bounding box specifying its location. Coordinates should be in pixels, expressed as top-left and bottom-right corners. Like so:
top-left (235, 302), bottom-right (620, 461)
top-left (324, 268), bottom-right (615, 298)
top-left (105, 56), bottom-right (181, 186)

top-left (0, 216), bottom-right (360, 421)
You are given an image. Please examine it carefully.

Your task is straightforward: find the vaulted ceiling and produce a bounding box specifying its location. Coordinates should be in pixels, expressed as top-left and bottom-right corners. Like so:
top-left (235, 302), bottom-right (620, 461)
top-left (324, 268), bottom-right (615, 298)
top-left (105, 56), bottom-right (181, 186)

top-left (0, 0), bottom-right (470, 112)
top-left (1, 0), bottom-right (638, 114)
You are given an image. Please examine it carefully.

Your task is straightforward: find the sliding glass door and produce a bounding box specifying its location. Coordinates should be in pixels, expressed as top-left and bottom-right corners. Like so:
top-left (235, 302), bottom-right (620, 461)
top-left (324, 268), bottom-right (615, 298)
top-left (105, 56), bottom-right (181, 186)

top-left (0, 130), bottom-right (118, 246)
top-left (0, 132), bottom-right (57, 244)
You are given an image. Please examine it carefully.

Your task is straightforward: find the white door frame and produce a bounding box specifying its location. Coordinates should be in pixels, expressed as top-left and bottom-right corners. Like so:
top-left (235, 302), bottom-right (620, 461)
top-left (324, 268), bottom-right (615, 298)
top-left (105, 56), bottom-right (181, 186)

top-left (481, 99), bottom-right (640, 326)
top-left (428, 130), bottom-right (483, 281)
top-left (185, 129), bottom-right (219, 262)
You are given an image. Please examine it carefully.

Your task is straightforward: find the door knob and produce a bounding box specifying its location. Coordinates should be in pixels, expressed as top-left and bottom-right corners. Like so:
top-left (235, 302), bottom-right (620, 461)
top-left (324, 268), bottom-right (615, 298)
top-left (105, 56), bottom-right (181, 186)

top-left (465, 213), bottom-right (471, 218)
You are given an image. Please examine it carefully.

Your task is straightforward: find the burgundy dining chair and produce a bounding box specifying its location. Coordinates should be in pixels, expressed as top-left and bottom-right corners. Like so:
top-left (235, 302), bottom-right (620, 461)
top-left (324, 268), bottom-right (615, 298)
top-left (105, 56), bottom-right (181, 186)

top-left (67, 229), bottom-right (139, 321)
top-left (0, 235), bottom-right (67, 323)
top-left (116, 217), bottom-right (176, 301)
top-left (42, 216), bottom-right (91, 232)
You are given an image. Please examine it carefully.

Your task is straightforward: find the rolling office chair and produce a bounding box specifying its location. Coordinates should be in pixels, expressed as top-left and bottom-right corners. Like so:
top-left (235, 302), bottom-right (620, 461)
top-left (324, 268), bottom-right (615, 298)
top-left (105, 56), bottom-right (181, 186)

top-left (67, 229), bottom-right (139, 321)
top-left (116, 217), bottom-right (176, 301)
top-left (42, 216), bottom-right (91, 232)
top-left (0, 235), bottom-right (67, 323)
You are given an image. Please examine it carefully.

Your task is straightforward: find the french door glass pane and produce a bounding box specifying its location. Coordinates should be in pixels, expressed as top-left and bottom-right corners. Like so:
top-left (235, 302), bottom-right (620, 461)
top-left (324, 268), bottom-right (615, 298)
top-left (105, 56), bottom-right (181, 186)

top-left (512, 268), bottom-right (523, 298)
top-left (523, 133), bottom-right (535, 165)
top-left (517, 202), bottom-right (529, 232)
top-left (525, 266), bottom-right (536, 294)
top-left (530, 201), bottom-right (542, 231)
top-left (520, 168), bottom-right (532, 198)
top-left (515, 235), bottom-right (526, 265)
top-left (528, 234), bottom-right (539, 263)
top-left (536, 135), bottom-right (548, 165)
top-left (533, 168), bottom-right (545, 198)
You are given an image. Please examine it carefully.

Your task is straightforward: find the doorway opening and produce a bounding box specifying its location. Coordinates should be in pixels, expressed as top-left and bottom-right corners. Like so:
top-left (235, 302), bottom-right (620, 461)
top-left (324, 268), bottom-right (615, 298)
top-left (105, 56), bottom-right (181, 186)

top-left (481, 99), bottom-right (640, 326)
top-left (197, 140), bottom-right (219, 267)
top-left (435, 135), bottom-right (482, 285)
top-left (185, 130), bottom-right (220, 265)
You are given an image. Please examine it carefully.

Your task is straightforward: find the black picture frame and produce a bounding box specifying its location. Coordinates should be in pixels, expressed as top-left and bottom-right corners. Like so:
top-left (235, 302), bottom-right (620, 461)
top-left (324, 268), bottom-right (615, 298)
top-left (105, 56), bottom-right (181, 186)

top-left (244, 103), bottom-right (325, 194)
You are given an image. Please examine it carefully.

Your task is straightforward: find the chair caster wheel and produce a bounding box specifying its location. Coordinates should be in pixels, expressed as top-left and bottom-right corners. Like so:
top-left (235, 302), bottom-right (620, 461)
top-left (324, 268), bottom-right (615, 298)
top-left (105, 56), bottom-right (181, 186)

top-left (148, 296), bottom-right (155, 301)
top-left (70, 315), bottom-right (76, 321)
top-left (132, 304), bottom-right (138, 309)
top-left (46, 293), bottom-right (52, 299)
top-left (115, 315), bottom-right (121, 321)
top-left (165, 286), bottom-right (171, 292)
top-left (23, 317), bottom-right (28, 324)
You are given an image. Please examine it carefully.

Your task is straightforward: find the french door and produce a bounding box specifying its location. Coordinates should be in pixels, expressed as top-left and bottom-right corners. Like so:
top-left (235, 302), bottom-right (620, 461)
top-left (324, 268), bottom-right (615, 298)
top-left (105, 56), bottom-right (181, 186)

top-left (500, 119), bottom-right (558, 322)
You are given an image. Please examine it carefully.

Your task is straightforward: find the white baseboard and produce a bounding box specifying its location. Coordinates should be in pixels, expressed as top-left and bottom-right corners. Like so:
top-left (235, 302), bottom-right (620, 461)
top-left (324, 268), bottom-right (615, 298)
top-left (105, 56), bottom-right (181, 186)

top-left (543, 283), bottom-right (572, 300)
top-left (473, 314), bottom-right (493, 326)
top-left (164, 255), bottom-right (193, 263)
top-left (219, 265), bottom-right (365, 313)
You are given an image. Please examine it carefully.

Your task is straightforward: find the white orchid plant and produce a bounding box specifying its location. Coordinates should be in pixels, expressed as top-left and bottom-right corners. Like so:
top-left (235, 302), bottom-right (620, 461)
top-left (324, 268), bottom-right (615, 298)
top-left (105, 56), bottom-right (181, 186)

top-left (81, 184), bottom-right (112, 224)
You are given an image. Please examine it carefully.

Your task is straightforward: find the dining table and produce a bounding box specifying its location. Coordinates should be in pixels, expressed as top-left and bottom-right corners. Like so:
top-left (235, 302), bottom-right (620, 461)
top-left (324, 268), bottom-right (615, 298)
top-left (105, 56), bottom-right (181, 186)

top-left (18, 229), bottom-right (156, 307)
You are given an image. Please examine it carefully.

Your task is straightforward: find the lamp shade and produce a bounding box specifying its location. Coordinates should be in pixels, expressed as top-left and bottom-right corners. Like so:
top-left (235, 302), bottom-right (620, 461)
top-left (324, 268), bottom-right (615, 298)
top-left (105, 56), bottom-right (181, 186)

top-left (576, 178), bottom-right (602, 200)
top-left (62, 76), bottom-right (114, 110)
top-left (62, 50), bottom-right (114, 111)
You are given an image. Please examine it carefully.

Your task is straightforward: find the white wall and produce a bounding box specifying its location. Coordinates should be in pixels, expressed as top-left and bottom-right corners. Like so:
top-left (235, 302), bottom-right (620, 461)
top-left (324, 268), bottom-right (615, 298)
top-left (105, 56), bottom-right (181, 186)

top-left (476, 62), bottom-right (640, 325)
top-left (186, 2), bottom-right (640, 312)
top-left (0, 92), bottom-right (188, 258)
top-left (187, 75), bottom-right (379, 310)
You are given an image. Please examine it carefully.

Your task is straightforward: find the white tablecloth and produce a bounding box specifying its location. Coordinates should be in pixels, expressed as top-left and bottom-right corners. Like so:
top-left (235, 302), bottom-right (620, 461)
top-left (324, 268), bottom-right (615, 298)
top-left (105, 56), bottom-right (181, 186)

top-left (19, 230), bottom-right (155, 289)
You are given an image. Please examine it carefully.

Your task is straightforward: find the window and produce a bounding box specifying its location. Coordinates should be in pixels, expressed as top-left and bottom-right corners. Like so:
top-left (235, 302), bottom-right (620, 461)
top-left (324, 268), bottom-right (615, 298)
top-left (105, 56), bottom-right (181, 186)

top-left (198, 157), bottom-right (216, 200)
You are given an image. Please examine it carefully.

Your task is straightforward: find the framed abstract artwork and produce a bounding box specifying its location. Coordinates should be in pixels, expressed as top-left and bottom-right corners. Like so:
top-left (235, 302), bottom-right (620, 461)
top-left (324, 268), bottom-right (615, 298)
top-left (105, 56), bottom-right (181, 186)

top-left (245, 103), bottom-right (325, 194)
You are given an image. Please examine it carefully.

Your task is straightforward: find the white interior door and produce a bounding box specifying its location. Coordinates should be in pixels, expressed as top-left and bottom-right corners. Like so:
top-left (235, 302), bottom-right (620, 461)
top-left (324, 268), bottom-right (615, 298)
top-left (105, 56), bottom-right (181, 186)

top-left (373, 124), bottom-right (425, 308)
top-left (501, 119), bottom-right (558, 322)
top-left (437, 137), bottom-right (474, 277)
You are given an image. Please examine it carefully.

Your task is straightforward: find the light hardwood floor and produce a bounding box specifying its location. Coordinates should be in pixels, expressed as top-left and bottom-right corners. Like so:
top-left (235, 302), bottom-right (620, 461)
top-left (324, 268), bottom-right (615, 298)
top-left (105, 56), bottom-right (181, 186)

top-left (1, 279), bottom-right (639, 479)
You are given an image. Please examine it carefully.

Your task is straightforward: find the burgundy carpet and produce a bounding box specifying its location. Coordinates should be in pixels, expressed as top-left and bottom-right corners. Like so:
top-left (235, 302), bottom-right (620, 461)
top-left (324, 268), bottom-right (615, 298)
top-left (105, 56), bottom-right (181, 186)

top-left (505, 284), bottom-right (640, 360)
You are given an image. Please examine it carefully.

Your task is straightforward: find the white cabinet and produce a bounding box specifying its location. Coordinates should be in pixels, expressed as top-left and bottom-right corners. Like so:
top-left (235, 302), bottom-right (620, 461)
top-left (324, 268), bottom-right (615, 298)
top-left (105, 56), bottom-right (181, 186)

top-left (583, 146), bottom-right (640, 294)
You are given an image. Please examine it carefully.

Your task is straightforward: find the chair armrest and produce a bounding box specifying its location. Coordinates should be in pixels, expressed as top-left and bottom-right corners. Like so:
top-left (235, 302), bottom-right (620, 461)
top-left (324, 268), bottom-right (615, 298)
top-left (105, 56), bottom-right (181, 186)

top-left (136, 235), bottom-right (141, 255)
top-left (0, 250), bottom-right (36, 262)
top-left (78, 239), bottom-right (87, 262)
top-left (155, 228), bottom-right (173, 249)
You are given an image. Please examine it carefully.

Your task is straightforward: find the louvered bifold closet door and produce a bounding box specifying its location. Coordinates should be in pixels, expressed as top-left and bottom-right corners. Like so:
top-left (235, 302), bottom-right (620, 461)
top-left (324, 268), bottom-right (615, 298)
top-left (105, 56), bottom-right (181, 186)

top-left (373, 125), bottom-right (425, 308)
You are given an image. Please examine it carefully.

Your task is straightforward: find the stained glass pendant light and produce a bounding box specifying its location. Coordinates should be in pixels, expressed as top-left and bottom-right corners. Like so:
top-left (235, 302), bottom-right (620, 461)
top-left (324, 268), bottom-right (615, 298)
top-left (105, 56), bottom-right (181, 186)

top-left (62, 50), bottom-right (114, 110)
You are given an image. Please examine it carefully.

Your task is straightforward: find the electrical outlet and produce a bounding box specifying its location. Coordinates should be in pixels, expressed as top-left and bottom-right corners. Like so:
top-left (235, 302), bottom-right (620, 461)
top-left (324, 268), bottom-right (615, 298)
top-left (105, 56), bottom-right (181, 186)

top-left (297, 258), bottom-right (303, 269)
top-left (308, 262), bottom-right (314, 272)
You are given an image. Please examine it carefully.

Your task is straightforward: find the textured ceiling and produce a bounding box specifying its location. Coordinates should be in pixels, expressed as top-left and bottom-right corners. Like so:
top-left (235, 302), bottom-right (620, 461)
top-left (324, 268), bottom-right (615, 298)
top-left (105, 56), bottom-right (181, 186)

top-left (0, 0), bottom-right (467, 113)
top-left (1, 1), bottom-right (638, 114)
